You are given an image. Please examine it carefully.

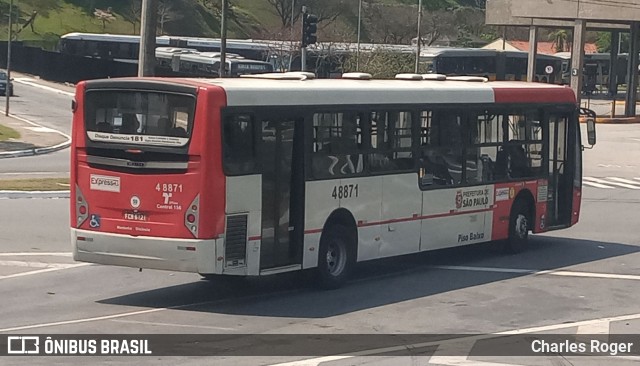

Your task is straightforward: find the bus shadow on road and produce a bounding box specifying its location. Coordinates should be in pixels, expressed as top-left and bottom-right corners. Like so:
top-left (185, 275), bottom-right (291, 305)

top-left (98, 236), bottom-right (640, 318)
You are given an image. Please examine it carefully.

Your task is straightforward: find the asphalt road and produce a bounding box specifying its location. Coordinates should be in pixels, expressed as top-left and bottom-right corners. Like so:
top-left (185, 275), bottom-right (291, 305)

top-left (0, 76), bottom-right (73, 178)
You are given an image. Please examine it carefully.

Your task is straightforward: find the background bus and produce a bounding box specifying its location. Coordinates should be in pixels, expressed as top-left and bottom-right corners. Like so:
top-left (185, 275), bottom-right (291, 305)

top-left (421, 48), bottom-right (564, 84)
top-left (155, 47), bottom-right (273, 77)
top-left (70, 73), bottom-right (595, 289)
top-left (59, 32), bottom-right (273, 63)
top-left (556, 52), bottom-right (631, 94)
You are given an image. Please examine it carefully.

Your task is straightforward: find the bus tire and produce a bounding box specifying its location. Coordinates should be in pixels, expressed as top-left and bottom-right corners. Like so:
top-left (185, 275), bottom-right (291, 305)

top-left (504, 199), bottom-right (531, 254)
top-left (316, 224), bottom-right (354, 289)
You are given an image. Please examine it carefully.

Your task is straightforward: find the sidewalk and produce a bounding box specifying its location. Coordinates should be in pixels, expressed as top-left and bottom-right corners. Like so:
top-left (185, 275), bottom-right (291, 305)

top-left (0, 112), bottom-right (70, 158)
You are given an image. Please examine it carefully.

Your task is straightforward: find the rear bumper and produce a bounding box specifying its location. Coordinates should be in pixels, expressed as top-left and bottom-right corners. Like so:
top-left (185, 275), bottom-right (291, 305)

top-left (72, 228), bottom-right (220, 274)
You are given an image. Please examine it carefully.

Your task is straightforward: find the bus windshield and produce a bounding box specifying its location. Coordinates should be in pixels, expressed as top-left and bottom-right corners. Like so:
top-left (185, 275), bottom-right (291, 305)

top-left (85, 90), bottom-right (195, 147)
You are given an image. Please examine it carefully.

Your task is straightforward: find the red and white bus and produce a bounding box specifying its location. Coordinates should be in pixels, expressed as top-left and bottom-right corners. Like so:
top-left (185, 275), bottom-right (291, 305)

top-left (70, 72), bottom-right (596, 288)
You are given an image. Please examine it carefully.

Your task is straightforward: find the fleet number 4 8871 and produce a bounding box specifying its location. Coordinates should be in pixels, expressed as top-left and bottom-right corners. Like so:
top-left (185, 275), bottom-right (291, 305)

top-left (155, 183), bottom-right (183, 193)
top-left (332, 184), bottom-right (359, 199)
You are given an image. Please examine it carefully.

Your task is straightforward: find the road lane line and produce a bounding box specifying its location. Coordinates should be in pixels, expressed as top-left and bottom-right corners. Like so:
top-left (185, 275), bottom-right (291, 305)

top-left (584, 177), bottom-right (640, 189)
top-left (0, 172), bottom-right (69, 176)
top-left (582, 181), bottom-right (615, 189)
top-left (429, 265), bottom-right (535, 274)
top-left (0, 291), bottom-right (303, 333)
top-left (14, 78), bottom-right (75, 97)
top-left (576, 322), bottom-right (610, 335)
top-left (111, 319), bottom-right (237, 331)
top-left (0, 307), bottom-right (168, 333)
top-left (0, 260), bottom-right (78, 269)
top-left (607, 177), bottom-right (640, 187)
top-left (269, 356), bottom-right (352, 366)
top-left (430, 265), bottom-right (640, 281)
top-left (0, 263), bottom-right (89, 280)
top-left (546, 270), bottom-right (640, 281)
top-left (430, 337), bottom-right (524, 366)
top-left (0, 252), bottom-right (72, 257)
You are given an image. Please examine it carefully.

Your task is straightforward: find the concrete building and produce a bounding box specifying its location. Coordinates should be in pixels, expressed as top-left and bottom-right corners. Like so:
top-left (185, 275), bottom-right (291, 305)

top-left (486, 0), bottom-right (640, 115)
top-left (482, 38), bottom-right (598, 55)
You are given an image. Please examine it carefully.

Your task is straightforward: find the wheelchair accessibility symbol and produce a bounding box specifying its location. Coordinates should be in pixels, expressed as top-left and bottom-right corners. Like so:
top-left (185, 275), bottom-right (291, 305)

top-left (89, 214), bottom-right (101, 228)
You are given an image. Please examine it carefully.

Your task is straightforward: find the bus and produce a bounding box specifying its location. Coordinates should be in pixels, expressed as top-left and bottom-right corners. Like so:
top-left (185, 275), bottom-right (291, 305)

top-left (70, 72), bottom-right (596, 289)
top-left (155, 48), bottom-right (273, 77)
top-left (59, 32), bottom-right (273, 63)
top-left (421, 48), bottom-right (564, 84)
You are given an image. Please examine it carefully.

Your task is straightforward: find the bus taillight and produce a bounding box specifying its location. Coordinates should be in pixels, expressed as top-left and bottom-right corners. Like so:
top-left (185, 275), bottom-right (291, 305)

top-left (184, 195), bottom-right (200, 238)
top-left (75, 185), bottom-right (88, 227)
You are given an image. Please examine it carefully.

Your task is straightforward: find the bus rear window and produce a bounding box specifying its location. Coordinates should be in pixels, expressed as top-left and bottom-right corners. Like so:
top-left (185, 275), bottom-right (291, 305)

top-left (85, 90), bottom-right (195, 147)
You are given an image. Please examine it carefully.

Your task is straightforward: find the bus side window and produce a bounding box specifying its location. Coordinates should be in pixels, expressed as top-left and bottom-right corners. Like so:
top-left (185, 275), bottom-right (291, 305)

top-left (223, 114), bottom-right (256, 175)
top-left (311, 112), bottom-right (364, 179)
top-left (419, 110), bottom-right (458, 187)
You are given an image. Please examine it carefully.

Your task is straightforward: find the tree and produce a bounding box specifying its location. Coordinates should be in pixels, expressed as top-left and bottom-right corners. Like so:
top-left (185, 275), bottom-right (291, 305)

top-left (362, 2), bottom-right (417, 44)
top-left (158, 0), bottom-right (184, 35)
top-left (265, 0), bottom-right (348, 28)
top-left (123, 0), bottom-right (142, 34)
top-left (343, 49), bottom-right (415, 78)
top-left (94, 7), bottom-right (116, 30)
top-left (548, 29), bottom-right (570, 53)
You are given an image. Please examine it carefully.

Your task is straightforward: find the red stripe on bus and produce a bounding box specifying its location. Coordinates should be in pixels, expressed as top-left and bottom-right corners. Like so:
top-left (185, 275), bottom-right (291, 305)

top-left (248, 236), bottom-right (262, 241)
top-left (493, 86), bottom-right (576, 104)
top-left (302, 207), bottom-right (492, 235)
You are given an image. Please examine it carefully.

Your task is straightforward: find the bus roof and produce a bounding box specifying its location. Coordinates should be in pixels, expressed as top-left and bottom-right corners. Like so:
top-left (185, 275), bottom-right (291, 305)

top-left (84, 77), bottom-right (577, 107)
top-left (420, 47), bottom-right (497, 58)
top-left (60, 32), bottom-right (272, 51)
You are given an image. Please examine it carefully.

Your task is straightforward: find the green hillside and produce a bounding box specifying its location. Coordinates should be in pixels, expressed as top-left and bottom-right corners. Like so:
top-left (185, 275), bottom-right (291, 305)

top-left (0, 0), bottom-right (489, 49)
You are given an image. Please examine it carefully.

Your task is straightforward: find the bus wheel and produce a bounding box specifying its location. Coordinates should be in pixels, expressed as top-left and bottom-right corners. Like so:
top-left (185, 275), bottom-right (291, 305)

top-left (316, 225), bottom-right (354, 289)
top-left (505, 200), bottom-right (530, 254)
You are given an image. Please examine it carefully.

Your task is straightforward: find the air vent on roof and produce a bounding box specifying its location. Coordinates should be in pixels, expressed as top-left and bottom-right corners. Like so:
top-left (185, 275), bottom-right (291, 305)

top-left (395, 73), bottom-right (424, 80)
top-left (422, 73), bottom-right (447, 81)
top-left (342, 72), bottom-right (372, 80)
top-left (239, 72), bottom-right (315, 80)
top-left (447, 76), bottom-right (488, 82)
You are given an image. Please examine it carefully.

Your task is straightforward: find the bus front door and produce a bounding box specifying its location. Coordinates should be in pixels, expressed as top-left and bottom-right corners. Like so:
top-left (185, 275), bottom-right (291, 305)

top-left (259, 116), bottom-right (305, 270)
top-left (547, 114), bottom-right (573, 227)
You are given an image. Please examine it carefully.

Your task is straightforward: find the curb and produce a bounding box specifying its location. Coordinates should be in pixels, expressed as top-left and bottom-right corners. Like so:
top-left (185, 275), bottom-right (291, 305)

top-left (0, 190), bottom-right (70, 199)
top-left (0, 113), bottom-right (71, 159)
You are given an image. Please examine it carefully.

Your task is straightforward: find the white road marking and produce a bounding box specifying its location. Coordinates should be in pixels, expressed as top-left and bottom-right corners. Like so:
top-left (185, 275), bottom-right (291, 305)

top-left (583, 177), bottom-right (640, 190)
top-left (431, 265), bottom-right (640, 281)
top-left (0, 263), bottom-right (89, 280)
top-left (430, 338), bottom-right (524, 366)
top-left (110, 319), bottom-right (237, 331)
top-left (576, 322), bottom-right (610, 335)
top-left (0, 260), bottom-right (78, 269)
top-left (25, 126), bottom-right (57, 133)
top-left (430, 265), bottom-right (535, 274)
top-left (0, 252), bottom-right (72, 257)
top-left (14, 78), bottom-right (75, 97)
top-left (0, 307), bottom-right (168, 333)
top-left (545, 270), bottom-right (640, 281)
top-left (582, 180), bottom-right (615, 189)
top-left (269, 356), bottom-right (352, 366)
top-left (0, 172), bottom-right (69, 176)
top-left (607, 177), bottom-right (640, 187)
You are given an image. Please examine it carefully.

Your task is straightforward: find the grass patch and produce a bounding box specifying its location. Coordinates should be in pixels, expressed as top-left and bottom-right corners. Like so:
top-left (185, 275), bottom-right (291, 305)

top-left (0, 178), bottom-right (70, 191)
top-left (0, 124), bottom-right (20, 141)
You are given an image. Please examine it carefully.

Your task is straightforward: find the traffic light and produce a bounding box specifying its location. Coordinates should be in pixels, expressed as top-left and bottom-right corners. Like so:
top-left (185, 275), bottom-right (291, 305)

top-left (302, 13), bottom-right (318, 47)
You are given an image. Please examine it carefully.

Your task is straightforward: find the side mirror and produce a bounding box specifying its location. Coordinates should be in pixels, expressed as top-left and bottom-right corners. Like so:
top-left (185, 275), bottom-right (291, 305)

top-left (586, 117), bottom-right (596, 146)
top-left (579, 108), bottom-right (596, 147)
